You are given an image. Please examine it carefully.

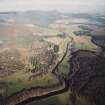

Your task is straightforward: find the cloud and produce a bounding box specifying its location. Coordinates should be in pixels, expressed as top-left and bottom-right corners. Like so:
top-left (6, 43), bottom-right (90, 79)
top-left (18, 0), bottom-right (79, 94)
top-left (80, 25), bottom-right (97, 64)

top-left (0, 0), bottom-right (105, 12)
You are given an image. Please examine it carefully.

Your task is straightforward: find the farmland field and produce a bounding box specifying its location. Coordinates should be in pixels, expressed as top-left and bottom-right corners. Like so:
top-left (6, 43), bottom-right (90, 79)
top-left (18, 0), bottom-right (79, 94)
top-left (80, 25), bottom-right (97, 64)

top-left (0, 11), bottom-right (105, 105)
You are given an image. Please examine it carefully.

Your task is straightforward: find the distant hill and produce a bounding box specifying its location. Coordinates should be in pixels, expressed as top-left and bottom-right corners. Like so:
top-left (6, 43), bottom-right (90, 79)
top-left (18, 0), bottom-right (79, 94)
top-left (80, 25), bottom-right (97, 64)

top-left (0, 11), bottom-right (62, 27)
top-left (0, 11), bottom-right (105, 27)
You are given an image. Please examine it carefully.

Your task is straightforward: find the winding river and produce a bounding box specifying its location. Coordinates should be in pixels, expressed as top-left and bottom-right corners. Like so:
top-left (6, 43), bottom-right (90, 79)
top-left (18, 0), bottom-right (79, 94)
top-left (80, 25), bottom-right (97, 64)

top-left (2, 42), bottom-right (71, 105)
top-left (2, 23), bottom-right (105, 105)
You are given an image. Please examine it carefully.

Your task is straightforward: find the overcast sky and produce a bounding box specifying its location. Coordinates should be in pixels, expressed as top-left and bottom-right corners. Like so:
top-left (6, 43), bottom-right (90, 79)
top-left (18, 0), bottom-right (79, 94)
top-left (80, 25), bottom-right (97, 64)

top-left (0, 0), bottom-right (105, 13)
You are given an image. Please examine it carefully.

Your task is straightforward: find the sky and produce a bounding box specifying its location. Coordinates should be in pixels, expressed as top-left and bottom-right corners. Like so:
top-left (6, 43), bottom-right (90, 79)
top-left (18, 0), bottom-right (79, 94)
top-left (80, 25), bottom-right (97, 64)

top-left (0, 0), bottom-right (105, 13)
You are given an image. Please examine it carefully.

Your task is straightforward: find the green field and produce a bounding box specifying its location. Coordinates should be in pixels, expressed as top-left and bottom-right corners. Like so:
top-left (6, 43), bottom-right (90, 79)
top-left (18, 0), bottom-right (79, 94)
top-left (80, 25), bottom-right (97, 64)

top-left (4, 72), bottom-right (59, 96)
top-left (75, 40), bottom-right (98, 50)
